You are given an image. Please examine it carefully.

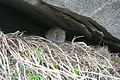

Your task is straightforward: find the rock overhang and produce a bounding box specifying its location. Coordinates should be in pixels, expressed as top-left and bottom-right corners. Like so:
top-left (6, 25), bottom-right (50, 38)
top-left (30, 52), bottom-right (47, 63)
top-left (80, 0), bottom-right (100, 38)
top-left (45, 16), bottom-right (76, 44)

top-left (0, 0), bottom-right (120, 52)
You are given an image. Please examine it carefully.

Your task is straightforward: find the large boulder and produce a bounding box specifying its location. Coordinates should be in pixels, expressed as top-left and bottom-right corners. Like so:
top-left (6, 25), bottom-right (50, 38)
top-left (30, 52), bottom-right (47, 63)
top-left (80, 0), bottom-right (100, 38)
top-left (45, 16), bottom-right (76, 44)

top-left (44, 0), bottom-right (120, 40)
top-left (0, 0), bottom-right (120, 52)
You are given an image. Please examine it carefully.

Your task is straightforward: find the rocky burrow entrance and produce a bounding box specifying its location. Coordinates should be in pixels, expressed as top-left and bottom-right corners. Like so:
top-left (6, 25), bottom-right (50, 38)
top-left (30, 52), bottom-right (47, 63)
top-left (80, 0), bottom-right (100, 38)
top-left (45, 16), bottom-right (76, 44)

top-left (0, 2), bottom-right (120, 53)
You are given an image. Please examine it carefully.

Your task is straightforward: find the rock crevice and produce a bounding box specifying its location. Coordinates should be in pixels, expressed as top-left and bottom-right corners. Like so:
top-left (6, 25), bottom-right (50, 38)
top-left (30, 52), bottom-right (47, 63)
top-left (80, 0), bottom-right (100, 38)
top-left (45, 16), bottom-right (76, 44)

top-left (0, 0), bottom-right (120, 52)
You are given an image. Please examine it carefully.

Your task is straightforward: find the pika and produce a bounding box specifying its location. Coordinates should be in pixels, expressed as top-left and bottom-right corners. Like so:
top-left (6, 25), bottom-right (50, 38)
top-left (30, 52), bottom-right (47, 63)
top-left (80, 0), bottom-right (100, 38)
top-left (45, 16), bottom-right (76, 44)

top-left (45, 27), bottom-right (66, 44)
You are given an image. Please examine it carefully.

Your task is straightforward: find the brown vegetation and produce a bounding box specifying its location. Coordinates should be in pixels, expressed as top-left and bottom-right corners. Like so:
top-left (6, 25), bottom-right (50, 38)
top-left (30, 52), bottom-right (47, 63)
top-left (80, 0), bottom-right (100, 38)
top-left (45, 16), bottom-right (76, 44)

top-left (0, 31), bottom-right (120, 80)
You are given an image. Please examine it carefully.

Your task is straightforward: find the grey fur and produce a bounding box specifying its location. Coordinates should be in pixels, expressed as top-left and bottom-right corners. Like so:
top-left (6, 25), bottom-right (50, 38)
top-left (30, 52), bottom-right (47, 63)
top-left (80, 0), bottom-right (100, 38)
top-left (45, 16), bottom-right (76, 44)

top-left (45, 28), bottom-right (66, 44)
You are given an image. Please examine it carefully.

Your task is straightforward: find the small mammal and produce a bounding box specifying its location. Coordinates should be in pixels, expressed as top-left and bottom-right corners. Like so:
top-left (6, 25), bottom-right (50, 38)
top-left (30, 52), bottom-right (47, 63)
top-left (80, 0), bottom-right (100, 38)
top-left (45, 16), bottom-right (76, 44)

top-left (45, 27), bottom-right (66, 44)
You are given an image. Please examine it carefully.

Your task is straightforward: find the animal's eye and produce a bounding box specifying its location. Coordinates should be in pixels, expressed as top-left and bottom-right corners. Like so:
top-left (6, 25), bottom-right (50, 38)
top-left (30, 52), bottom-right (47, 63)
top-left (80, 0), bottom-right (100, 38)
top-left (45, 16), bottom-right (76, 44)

top-left (55, 34), bottom-right (59, 38)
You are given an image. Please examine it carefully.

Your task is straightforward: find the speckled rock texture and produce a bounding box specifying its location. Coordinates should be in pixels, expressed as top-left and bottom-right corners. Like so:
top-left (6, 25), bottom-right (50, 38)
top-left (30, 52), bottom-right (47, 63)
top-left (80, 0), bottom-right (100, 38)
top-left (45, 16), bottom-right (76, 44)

top-left (43, 0), bottom-right (120, 40)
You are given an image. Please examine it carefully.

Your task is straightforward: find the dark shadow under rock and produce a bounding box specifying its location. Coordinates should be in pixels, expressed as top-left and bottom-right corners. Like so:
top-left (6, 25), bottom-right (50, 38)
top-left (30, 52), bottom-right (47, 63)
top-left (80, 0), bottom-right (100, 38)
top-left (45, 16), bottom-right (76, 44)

top-left (0, 3), bottom-right (47, 36)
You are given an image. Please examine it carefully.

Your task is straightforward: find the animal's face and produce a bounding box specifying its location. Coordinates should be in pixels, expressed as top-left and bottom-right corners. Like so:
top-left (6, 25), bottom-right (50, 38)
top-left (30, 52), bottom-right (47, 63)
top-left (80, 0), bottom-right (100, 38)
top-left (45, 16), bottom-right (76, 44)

top-left (50, 28), bottom-right (65, 44)
top-left (45, 28), bottom-right (66, 44)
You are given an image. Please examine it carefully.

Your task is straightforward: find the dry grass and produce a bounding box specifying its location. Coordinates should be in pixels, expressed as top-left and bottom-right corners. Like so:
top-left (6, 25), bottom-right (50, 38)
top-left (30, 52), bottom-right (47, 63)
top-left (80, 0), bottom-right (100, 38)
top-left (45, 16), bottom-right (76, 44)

top-left (0, 31), bottom-right (120, 80)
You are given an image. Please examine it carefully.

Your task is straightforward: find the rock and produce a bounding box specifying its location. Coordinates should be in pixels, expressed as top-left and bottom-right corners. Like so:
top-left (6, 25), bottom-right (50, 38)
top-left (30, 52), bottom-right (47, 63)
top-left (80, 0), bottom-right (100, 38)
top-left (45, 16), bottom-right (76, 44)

top-left (0, 0), bottom-right (120, 52)
top-left (43, 0), bottom-right (120, 40)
